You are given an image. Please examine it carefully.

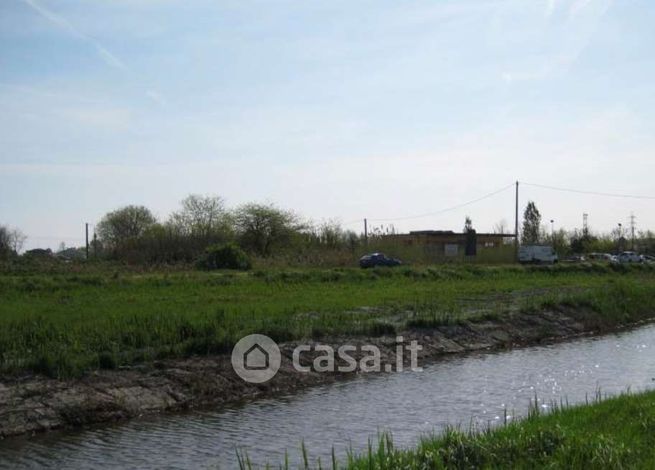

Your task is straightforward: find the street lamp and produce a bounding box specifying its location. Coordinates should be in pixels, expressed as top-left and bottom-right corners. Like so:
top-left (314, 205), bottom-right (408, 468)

top-left (617, 223), bottom-right (623, 252)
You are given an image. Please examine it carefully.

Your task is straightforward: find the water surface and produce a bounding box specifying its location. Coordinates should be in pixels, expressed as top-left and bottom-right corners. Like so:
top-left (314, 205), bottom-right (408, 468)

top-left (1, 324), bottom-right (654, 469)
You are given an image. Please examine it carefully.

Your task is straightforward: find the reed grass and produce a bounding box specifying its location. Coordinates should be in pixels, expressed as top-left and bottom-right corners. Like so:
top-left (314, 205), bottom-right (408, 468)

top-left (237, 389), bottom-right (655, 469)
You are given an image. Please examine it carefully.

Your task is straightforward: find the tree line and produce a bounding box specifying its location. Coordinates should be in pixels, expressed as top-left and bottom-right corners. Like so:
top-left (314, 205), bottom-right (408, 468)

top-left (518, 200), bottom-right (655, 255)
top-left (93, 195), bottom-right (362, 264)
top-left (3, 197), bottom-right (653, 265)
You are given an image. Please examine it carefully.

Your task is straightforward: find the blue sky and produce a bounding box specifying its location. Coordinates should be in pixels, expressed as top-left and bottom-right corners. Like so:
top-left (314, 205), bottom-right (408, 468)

top-left (1, 0), bottom-right (654, 249)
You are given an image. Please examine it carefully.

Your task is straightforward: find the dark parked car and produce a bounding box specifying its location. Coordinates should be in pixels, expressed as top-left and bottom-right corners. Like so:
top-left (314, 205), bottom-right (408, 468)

top-left (359, 252), bottom-right (402, 268)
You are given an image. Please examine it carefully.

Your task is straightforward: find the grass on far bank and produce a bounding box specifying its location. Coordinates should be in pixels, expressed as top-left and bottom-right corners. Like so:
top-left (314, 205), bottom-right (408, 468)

top-left (1, 262), bottom-right (655, 378)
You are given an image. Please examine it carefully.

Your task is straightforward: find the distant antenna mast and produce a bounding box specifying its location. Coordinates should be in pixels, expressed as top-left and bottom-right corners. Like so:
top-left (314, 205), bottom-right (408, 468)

top-left (582, 213), bottom-right (589, 237)
top-left (630, 212), bottom-right (636, 249)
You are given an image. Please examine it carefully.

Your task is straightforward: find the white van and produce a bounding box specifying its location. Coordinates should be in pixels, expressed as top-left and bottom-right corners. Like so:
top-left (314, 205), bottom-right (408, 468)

top-left (518, 245), bottom-right (558, 264)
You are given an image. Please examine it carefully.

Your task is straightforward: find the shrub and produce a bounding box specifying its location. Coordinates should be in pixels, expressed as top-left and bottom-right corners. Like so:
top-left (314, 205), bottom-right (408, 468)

top-left (196, 243), bottom-right (252, 271)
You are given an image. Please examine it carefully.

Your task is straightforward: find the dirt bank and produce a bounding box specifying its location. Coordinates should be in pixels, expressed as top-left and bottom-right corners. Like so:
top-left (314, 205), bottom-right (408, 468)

top-left (0, 309), bottom-right (639, 439)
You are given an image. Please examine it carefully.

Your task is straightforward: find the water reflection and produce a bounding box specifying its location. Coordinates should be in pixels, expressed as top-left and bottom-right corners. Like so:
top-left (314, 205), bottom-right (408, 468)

top-left (1, 325), bottom-right (654, 469)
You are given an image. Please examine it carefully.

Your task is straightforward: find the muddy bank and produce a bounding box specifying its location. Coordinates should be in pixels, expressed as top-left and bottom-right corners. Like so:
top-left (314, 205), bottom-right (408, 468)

top-left (0, 309), bottom-right (637, 439)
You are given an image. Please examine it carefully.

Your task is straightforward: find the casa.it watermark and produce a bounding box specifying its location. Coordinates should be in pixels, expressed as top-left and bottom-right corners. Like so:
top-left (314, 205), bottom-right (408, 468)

top-left (231, 334), bottom-right (423, 383)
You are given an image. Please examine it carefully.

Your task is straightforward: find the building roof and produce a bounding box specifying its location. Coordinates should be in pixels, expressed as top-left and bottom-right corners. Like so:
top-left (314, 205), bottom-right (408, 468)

top-left (407, 230), bottom-right (516, 237)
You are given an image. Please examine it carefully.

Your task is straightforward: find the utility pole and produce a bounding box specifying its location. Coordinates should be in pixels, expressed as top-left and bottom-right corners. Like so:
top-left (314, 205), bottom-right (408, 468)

top-left (583, 213), bottom-right (589, 237)
top-left (85, 223), bottom-right (89, 260)
top-left (364, 218), bottom-right (368, 246)
top-left (630, 213), bottom-right (636, 250)
top-left (514, 181), bottom-right (519, 260)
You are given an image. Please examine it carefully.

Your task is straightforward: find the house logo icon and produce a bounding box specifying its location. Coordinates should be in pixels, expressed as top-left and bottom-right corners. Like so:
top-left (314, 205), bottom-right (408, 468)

top-left (244, 343), bottom-right (270, 370)
top-left (231, 334), bottom-right (281, 383)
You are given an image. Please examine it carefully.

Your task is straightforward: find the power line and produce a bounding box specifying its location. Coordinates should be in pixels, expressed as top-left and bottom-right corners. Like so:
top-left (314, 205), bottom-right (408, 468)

top-left (341, 179), bottom-right (653, 230)
top-left (28, 235), bottom-right (85, 241)
top-left (367, 183), bottom-right (515, 222)
top-left (341, 219), bottom-right (364, 226)
top-left (521, 182), bottom-right (655, 200)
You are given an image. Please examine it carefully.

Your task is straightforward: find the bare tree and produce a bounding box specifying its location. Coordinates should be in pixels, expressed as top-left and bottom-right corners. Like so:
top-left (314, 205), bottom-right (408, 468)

top-left (9, 229), bottom-right (27, 253)
top-left (315, 219), bottom-right (346, 249)
top-left (0, 225), bottom-right (27, 257)
top-left (493, 219), bottom-right (509, 234)
top-left (169, 194), bottom-right (231, 239)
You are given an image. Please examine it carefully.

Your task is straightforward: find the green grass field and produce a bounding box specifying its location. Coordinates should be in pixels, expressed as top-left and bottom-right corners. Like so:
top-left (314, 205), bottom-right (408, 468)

top-left (338, 390), bottom-right (655, 469)
top-left (1, 263), bottom-right (655, 377)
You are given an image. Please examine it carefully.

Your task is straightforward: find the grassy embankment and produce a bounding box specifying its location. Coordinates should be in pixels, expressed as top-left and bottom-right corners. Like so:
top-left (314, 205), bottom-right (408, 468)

top-left (1, 263), bottom-right (655, 378)
top-left (345, 390), bottom-right (655, 469)
top-left (241, 390), bottom-right (655, 469)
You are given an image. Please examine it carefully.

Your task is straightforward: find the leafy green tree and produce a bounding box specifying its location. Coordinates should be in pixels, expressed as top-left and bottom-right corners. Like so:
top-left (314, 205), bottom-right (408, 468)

top-left (196, 243), bottom-right (251, 270)
top-left (638, 230), bottom-right (655, 255)
top-left (569, 229), bottom-right (597, 254)
top-left (521, 201), bottom-right (542, 245)
top-left (0, 225), bottom-right (11, 259)
top-left (462, 216), bottom-right (476, 256)
top-left (97, 205), bottom-right (157, 249)
top-left (234, 203), bottom-right (302, 256)
top-left (584, 235), bottom-right (616, 254)
top-left (546, 228), bottom-right (569, 255)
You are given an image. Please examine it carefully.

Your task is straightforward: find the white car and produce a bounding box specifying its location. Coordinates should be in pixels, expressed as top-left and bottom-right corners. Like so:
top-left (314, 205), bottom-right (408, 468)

top-left (588, 253), bottom-right (614, 262)
top-left (518, 245), bottom-right (558, 264)
top-left (617, 251), bottom-right (641, 263)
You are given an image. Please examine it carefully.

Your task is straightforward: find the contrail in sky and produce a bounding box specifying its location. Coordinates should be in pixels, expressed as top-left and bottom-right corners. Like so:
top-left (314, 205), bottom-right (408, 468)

top-left (21, 0), bottom-right (128, 70)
